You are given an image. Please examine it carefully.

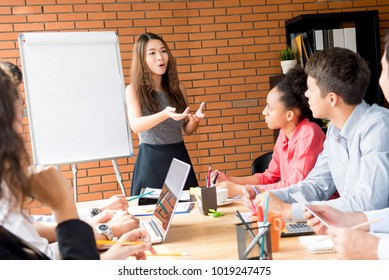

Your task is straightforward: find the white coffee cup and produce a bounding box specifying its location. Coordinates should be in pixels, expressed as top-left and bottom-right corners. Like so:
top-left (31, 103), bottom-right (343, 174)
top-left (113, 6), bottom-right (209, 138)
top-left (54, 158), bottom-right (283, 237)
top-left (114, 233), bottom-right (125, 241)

top-left (216, 188), bottom-right (228, 205)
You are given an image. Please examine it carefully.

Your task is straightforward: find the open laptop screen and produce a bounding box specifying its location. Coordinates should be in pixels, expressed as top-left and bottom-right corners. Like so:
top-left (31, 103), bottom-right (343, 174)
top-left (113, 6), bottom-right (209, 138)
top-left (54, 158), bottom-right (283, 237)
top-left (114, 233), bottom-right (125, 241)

top-left (151, 158), bottom-right (190, 239)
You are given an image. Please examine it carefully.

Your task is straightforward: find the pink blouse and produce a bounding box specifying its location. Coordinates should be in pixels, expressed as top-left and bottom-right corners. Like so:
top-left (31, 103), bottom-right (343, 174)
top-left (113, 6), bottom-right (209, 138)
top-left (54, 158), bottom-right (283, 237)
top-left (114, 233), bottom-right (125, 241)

top-left (254, 119), bottom-right (326, 190)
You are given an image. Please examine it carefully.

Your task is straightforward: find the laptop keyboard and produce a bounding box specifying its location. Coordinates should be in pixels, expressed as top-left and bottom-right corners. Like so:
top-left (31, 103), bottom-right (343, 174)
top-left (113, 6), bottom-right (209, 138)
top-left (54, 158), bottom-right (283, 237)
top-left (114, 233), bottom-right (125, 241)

top-left (141, 220), bottom-right (163, 243)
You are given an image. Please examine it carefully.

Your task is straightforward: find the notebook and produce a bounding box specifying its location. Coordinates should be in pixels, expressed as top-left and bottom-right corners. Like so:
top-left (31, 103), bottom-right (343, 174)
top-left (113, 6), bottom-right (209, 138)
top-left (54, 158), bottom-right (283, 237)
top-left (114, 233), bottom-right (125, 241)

top-left (299, 235), bottom-right (335, 254)
top-left (139, 158), bottom-right (190, 244)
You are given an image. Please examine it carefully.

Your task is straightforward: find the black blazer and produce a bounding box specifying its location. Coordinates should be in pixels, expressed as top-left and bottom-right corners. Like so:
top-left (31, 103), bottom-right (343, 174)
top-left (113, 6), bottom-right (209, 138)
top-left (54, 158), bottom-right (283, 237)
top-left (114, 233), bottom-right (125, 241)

top-left (0, 219), bottom-right (99, 260)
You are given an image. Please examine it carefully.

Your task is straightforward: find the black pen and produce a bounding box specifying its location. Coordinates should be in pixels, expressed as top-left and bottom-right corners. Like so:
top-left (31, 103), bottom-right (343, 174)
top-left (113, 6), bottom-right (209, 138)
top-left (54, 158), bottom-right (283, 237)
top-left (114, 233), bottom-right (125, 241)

top-left (235, 210), bottom-right (255, 238)
top-left (211, 172), bottom-right (219, 186)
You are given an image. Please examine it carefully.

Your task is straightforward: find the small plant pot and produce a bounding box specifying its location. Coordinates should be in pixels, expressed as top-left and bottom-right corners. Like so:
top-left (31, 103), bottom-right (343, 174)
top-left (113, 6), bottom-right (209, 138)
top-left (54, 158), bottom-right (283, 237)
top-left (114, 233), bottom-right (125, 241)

top-left (280, 59), bottom-right (297, 74)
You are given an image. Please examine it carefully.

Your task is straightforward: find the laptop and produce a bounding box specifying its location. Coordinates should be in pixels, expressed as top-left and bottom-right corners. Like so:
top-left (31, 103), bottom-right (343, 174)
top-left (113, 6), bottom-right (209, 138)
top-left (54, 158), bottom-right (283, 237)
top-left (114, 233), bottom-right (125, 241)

top-left (140, 158), bottom-right (190, 244)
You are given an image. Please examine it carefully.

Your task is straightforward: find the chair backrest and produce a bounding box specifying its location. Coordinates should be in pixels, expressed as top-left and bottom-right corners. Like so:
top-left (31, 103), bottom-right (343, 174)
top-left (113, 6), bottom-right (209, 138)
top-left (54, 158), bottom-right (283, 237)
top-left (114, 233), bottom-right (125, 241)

top-left (251, 151), bottom-right (273, 175)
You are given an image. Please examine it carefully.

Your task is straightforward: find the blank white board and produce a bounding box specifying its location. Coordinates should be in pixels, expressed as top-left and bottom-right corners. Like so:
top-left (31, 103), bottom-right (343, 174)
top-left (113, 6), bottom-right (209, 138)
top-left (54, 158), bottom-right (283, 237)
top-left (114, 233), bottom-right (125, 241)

top-left (19, 31), bottom-right (133, 165)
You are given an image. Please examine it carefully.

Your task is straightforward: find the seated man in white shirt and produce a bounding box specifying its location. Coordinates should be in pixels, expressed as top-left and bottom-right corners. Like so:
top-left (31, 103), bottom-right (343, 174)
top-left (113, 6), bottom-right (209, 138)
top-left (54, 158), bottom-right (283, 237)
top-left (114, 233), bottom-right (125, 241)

top-left (302, 30), bottom-right (389, 260)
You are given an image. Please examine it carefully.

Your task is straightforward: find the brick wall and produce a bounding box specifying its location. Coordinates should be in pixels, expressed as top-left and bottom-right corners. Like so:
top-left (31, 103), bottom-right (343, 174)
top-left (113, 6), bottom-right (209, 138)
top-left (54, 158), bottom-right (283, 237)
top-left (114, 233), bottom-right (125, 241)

top-left (0, 0), bottom-right (388, 214)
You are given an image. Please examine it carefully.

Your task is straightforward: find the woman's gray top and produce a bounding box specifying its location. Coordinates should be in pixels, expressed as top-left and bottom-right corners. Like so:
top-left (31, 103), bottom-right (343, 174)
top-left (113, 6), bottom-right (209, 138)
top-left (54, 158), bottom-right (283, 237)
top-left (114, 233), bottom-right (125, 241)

top-left (139, 92), bottom-right (185, 145)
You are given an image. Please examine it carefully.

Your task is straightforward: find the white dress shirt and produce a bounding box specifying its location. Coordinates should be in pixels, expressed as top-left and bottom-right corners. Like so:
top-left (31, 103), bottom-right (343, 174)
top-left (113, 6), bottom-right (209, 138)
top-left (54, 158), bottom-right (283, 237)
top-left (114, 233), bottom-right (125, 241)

top-left (365, 208), bottom-right (389, 260)
top-left (0, 190), bottom-right (61, 259)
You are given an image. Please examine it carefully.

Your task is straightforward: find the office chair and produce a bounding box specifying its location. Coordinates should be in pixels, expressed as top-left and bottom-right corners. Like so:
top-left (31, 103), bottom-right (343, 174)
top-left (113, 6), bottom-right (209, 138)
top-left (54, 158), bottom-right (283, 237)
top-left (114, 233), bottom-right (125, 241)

top-left (251, 151), bottom-right (273, 174)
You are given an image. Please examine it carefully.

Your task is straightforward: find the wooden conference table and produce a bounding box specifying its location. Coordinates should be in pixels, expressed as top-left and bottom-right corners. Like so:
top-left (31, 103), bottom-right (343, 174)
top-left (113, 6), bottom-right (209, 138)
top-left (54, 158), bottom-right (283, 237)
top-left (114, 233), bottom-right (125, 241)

top-left (78, 198), bottom-right (336, 260)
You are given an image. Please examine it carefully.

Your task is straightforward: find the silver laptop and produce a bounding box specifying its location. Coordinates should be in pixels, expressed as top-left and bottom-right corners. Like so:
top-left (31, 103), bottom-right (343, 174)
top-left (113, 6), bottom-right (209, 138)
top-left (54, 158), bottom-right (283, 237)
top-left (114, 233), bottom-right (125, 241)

top-left (140, 158), bottom-right (190, 244)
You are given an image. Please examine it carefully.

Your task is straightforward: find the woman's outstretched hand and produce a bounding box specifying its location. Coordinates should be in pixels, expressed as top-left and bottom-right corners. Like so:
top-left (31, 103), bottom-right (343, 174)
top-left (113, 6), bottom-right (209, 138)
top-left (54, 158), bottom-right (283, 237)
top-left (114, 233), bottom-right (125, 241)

top-left (164, 106), bottom-right (190, 121)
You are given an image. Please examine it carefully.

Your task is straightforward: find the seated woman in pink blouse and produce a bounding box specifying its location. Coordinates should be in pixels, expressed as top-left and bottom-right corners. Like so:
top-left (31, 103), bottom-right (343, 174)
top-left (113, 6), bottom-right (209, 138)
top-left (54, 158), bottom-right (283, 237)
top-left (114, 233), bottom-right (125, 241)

top-left (213, 65), bottom-right (326, 196)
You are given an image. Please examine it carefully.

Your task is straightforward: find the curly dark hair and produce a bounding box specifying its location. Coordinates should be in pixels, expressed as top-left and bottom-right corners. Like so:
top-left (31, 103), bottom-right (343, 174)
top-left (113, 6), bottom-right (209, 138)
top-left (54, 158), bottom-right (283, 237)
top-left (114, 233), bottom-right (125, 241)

top-left (276, 65), bottom-right (314, 123)
top-left (0, 67), bottom-right (30, 210)
top-left (0, 62), bottom-right (23, 86)
top-left (130, 32), bottom-right (188, 114)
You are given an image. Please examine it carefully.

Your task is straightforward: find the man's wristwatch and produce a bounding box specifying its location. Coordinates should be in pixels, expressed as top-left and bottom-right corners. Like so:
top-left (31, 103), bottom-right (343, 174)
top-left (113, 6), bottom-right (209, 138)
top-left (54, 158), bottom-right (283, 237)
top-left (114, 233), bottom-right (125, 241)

top-left (96, 224), bottom-right (113, 240)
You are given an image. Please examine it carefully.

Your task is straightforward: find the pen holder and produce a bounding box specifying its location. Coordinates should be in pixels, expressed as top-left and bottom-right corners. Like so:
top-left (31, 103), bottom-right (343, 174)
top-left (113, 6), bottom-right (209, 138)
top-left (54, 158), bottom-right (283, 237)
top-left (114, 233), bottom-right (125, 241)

top-left (235, 221), bottom-right (272, 260)
top-left (198, 186), bottom-right (218, 215)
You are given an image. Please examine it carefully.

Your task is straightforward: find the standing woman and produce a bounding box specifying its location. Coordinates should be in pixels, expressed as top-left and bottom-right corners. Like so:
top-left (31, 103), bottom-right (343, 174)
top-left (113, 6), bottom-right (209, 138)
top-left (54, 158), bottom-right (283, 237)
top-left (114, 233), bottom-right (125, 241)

top-left (126, 33), bottom-right (205, 195)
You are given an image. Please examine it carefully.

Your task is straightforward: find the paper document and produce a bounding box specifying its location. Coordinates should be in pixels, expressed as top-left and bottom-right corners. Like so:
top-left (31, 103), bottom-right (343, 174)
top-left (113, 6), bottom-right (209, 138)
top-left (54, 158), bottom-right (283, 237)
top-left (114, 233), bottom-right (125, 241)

top-left (128, 202), bottom-right (194, 216)
top-left (143, 187), bottom-right (191, 201)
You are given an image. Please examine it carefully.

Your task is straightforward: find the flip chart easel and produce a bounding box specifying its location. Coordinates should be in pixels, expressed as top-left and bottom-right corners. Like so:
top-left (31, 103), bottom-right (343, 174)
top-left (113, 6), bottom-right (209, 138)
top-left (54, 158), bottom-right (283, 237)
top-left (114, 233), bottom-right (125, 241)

top-left (18, 31), bottom-right (133, 201)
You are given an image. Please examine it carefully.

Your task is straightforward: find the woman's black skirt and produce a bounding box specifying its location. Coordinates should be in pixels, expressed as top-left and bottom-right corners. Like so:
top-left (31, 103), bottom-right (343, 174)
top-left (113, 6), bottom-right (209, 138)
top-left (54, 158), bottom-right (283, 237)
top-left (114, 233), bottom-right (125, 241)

top-left (131, 141), bottom-right (198, 195)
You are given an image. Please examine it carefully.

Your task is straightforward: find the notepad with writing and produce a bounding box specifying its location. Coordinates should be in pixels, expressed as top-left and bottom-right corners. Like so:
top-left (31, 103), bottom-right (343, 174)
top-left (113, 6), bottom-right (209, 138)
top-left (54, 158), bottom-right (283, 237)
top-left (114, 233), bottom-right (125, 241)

top-left (299, 235), bottom-right (335, 254)
top-left (128, 202), bottom-right (194, 217)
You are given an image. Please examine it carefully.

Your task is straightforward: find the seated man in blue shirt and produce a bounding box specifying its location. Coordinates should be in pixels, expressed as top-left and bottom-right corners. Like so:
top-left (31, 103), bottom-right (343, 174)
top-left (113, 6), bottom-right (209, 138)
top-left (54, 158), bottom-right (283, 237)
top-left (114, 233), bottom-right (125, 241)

top-left (302, 30), bottom-right (389, 260)
top-left (244, 47), bottom-right (389, 222)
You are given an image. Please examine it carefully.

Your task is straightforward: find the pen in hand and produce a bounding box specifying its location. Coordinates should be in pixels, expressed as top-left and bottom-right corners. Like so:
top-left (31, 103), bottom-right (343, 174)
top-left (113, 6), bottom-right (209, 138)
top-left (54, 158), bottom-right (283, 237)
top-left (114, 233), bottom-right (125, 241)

top-left (250, 185), bottom-right (259, 213)
top-left (211, 172), bottom-right (219, 186)
top-left (207, 165), bottom-right (211, 187)
top-left (250, 200), bottom-right (257, 214)
top-left (252, 185), bottom-right (259, 195)
top-left (317, 217), bottom-right (384, 243)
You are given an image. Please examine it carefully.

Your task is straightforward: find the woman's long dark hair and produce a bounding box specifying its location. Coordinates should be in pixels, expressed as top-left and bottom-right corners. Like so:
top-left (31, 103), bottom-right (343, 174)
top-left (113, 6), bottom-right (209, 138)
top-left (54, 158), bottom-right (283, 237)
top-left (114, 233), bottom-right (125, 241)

top-left (0, 68), bottom-right (30, 210)
top-left (130, 32), bottom-right (188, 114)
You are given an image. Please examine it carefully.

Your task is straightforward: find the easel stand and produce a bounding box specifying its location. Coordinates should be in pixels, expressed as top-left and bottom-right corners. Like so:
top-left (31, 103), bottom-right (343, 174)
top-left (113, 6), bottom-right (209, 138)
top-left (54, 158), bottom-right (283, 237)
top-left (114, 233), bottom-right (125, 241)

top-left (72, 159), bottom-right (126, 202)
top-left (236, 221), bottom-right (272, 260)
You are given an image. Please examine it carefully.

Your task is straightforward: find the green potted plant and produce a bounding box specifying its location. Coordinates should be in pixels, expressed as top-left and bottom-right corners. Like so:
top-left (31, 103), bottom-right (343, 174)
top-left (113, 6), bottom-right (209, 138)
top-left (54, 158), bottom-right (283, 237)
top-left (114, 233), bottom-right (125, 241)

top-left (279, 46), bottom-right (297, 74)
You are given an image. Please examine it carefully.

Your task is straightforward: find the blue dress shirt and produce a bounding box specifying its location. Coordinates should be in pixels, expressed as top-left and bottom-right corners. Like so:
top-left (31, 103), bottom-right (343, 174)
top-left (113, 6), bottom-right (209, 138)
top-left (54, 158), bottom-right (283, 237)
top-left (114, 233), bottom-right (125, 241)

top-left (271, 101), bottom-right (389, 221)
